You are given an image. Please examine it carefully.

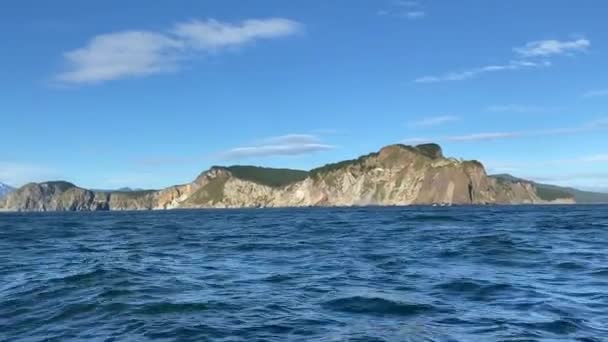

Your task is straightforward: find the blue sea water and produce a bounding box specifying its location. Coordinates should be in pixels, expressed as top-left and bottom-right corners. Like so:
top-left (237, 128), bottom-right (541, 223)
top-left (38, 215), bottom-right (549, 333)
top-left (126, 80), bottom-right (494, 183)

top-left (1, 206), bottom-right (607, 341)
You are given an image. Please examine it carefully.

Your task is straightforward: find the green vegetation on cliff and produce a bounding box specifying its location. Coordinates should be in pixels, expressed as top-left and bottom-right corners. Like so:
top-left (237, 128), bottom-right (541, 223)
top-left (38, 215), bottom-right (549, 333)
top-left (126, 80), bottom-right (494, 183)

top-left (310, 152), bottom-right (379, 178)
top-left (39, 181), bottom-right (78, 191)
top-left (463, 160), bottom-right (484, 168)
top-left (222, 166), bottom-right (309, 188)
top-left (111, 190), bottom-right (156, 198)
top-left (535, 186), bottom-right (574, 201)
top-left (414, 143), bottom-right (443, 159)
top-left (492, 174), bottom-right (571, 201)
top-left (536, 184), bottom-right (608, 203)
top-left (310, 144), bottom-right (443, 178)
top-left (187, 176), bottom-right (229, 204)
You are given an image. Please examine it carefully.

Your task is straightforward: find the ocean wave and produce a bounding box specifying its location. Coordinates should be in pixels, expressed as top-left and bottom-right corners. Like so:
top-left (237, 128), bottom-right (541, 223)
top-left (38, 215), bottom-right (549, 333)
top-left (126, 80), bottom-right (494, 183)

top-left (322, 296), bottom-right (435, 316)
top-left (1, 206), bottom-right (607, 340)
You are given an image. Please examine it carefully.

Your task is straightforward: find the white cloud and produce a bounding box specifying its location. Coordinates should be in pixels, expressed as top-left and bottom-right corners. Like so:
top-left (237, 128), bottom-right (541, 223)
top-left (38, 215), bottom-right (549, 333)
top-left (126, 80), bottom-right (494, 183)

top-left (0, 162), bottom-right (60, 187)
top-left (403, 11), bottom-right (426, 19)
top-left (394, 0), bottom-right (419, 6)
top-left (583, 89), bottom-right (608, 98)
top-left (514, 38), bottom-right (590, 57)
top-left (261, 134), bottom-right (321, 145)
top-left (416, 37), bottom-right (589, 83)
top-left (415, 60), bottom-right (550, 83)
top-left (402, 118), bottom-right (608, 143)
top-left (219, 134), bottom-right (334, 160)
top-left (220, 144), bottom-right (334, 159)
top-left (57, 31), bottom-right (184, 84)
top-left (446, 132), bottom-right (521, 142)
top-left (410, 115), bottom-right (459, 127)
top-left (379, 0), bottom-right (426, 19)
top-left (487, 105), bottom-right (557, 113)
top-left (173, 18), bottom-right (301, 50)
top-left (135, 133), bottom-right (337, 166)
top-left (56, 18), bottom-right (301, 84)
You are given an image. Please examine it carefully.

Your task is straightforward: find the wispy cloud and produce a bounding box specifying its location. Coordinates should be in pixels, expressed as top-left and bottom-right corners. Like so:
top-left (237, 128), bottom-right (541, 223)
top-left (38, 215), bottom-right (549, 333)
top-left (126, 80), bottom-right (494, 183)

top-left (583, 89), bottom-right (608, 98)
top-left (219, 134), bottom-right (335, 160)
top-left (57, 32), bottom-right (184, 84)
top-left (415, 60), bottom-right (550, 83)
top-left (402, 118), bottom-right (608, 143)
top-left (260, 134), bottom-right (321, 145)
top-left (378, 0), bottom-right (426, 20)
top-left (394, 0), bottom-right (419, 5)
top-left (0, 162), bottom-right (60, 187)
top-left (134, 132), bottom-right (339, 166)
top-left (172, 18), bottom-right (301, 50)
top-left (446, 132), bottom-right (521, 142)
top-left (409, 115), bottom-right (460, 127)
top-left (487, 104), bottom-right (557, 113)
top-left (416, 37), bottom-right (589, 83)
top-left (514, 38), bottom-right (590, 57)
top-left (56, 18), bottom-right (302, 84)
top-left (403, 11), bottom-right (425, 19)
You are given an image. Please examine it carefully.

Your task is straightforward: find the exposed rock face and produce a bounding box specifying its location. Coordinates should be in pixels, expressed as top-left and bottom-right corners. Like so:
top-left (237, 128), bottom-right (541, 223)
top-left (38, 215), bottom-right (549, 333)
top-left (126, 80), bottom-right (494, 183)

top-left (0, 144), bottom-right (565, 212)
top-left (0, 182), bottom-right (101, 211)
top-left (175, 144), bottom-right (543, 208)
top-left (0, 182), bottom-right (157, 212)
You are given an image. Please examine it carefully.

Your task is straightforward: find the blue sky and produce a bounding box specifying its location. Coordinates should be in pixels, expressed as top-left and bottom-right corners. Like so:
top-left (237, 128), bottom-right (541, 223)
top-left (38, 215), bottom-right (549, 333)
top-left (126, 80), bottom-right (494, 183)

top-left (1, 0), bottom-right (607, 191)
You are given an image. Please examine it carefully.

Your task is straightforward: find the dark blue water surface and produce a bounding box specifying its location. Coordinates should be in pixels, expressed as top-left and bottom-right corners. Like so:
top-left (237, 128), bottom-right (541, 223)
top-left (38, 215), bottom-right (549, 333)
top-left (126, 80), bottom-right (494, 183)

top-left (1, 206), bottom-right (608, 341)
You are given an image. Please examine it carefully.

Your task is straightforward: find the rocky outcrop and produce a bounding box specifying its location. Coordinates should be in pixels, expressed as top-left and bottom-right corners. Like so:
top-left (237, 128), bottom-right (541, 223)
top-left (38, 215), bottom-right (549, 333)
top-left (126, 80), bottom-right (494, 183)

top-left (0, 181), bottom-right (157, 212)
top-left (0, 144), bottom-right (570, 212)
top-left (175, 144), bottom-right (544, 208)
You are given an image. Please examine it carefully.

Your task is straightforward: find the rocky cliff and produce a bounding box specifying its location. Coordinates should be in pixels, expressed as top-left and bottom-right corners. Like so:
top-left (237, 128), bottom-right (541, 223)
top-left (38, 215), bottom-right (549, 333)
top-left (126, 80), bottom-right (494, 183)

top-left (0, 181), bottom-right (158, 212)
top-left (0, 144), bottom-right (568, 212)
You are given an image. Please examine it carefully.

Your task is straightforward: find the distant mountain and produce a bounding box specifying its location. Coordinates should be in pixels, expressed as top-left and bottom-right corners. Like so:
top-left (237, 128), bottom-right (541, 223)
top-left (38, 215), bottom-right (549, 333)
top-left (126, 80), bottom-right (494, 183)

top-left (0, 182), bottom-right (15, 198)
top-left (1, 144), bottom-right (562, 212)
top-left (491, 174), bottom-right (608, 204)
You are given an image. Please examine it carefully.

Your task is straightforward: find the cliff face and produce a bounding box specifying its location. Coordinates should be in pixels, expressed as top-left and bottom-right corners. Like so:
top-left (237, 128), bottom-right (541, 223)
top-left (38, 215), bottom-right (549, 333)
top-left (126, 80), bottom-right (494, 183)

top-left (0, 182), bottom-right (159, 212)
top-left (175, 144), bottom-right (543, 208)
top-left (0, 182), bottom-right (99, 211)
top-left (0, 144), bottom-right (559, 212)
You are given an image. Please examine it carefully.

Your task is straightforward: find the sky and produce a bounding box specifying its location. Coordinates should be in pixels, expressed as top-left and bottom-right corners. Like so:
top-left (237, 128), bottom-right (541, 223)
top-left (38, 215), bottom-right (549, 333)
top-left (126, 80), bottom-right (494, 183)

top-left (1, 0), bottom-right (608, 191)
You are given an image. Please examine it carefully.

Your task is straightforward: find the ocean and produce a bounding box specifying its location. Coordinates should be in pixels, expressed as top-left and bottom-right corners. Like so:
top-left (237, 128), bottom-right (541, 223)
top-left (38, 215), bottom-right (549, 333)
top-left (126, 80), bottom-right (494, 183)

top-left (1, 206), bottom-right (607, 341)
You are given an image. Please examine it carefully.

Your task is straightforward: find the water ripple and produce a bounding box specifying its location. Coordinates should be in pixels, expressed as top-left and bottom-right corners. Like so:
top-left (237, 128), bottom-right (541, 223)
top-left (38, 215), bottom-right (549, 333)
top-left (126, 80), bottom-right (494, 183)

top-left (1, 205), bottom-right (607, 341)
